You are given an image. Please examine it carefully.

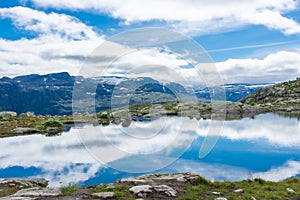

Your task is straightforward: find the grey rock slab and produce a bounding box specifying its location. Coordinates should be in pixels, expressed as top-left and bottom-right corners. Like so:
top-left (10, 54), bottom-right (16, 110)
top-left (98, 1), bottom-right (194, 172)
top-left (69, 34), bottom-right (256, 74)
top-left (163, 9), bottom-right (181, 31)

top-left (93, 192), bottom-right (115, 199)
top-left (286, 187), bottom-right (295, 193)
top-left (233, 188), bottom-right (244, 193)
top-left (11, 187), bottom-right (61, 197)
top-left (129, 185), bottom-right (152, 195)
top-left (119, 178), bottom-right (147, 184)
top-left (153, 185), bottom-right (177, 197)
top-left (14, 128), bottom-right (39, 134)
top-left (212, 191), bottom-right (221, 195)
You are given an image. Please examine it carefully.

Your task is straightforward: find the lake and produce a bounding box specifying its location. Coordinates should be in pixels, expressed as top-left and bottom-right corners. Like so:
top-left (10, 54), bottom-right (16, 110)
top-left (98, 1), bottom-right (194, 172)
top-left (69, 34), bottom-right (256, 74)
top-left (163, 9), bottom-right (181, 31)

top-left (0, 113), bottom-right (299, 187)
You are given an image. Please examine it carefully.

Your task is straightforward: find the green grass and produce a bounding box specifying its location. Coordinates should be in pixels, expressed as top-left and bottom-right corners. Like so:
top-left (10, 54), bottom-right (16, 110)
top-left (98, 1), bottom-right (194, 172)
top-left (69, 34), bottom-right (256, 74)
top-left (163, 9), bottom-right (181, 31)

top-left (180, 177), bottom-right (300, 200)
top-left (60, 184), bottom-right (81, 196)
top-left (91, 184), bottom-right (134, 199)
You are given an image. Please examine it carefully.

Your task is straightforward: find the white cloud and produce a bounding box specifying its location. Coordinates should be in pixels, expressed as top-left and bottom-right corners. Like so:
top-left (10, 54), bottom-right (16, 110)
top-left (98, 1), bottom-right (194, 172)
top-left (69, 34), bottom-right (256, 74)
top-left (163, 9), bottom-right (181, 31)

top-left (215, 50), bottom-right (300, 83)
top-left (0, 6), bottom-right (98, 40)
top-left (28, 0), bottom-right (300, 35)
top-left (253, 160), bottom-right (300, 181)
top-left (0, 7), bottom-right (103, 77)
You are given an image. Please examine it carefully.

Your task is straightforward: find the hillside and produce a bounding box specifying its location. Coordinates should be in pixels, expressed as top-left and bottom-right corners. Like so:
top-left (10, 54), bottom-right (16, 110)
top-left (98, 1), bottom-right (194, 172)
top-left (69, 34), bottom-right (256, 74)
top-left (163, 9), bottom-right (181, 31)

top-left (241, 78), bottom-right (300, 112)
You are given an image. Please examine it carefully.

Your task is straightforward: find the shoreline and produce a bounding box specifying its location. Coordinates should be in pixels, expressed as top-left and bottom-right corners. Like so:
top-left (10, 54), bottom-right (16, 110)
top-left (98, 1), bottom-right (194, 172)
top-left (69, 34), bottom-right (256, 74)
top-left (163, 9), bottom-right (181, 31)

top-left (0, 173), bottom-right (299, 199)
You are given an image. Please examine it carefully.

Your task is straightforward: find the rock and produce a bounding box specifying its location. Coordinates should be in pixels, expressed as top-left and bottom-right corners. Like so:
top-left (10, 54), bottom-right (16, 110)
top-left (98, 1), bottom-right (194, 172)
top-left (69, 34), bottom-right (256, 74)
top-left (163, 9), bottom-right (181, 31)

top-left (119, 178), bottom-right (147, 184)
top-left (45, 127), bottom-right (62, 134)
top-left (93, 192), bottom-right (115, 199)
top-left (233, 188), bottom-right (244, 193)
top-left (153, 185), bottom-right (177, 197)
top-left (18, 178), bottom-right (48, 187)
top-left (0, 178), bottom-right (47, 187)
top-left (11, 187), bottom-right (61, 197)
top-left (0, 111), bottom-right (17, 119)
top-left (105, 184), bottom-right (115, 190)
top-left (1, 197), bottom-right (36, 200)
top-left (14, 128), bottom-right (39, 134)
top-left (137, 173), bottom-right (198, 183)
top-left (286, 187), bottom-right (295, 193)
top-left (212, 191), bottom-right (221, 195)
top-left (26, 112), bottom-right (35, 117)
top-left (129, 185), bottom-right (152, 195)
top-left (215, 198), bottom-right (227, 200)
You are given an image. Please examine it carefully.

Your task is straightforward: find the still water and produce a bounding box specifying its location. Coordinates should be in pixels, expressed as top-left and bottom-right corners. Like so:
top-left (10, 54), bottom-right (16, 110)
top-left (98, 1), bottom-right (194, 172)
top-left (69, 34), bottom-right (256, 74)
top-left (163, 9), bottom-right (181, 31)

top-left (0, 113), bottom-right (299, 186)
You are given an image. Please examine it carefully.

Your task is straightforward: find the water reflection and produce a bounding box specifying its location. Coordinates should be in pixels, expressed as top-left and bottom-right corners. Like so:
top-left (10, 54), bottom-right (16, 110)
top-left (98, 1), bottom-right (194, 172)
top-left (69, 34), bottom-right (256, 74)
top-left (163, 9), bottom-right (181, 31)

top-left (0, 113), bottom-right (299, 186)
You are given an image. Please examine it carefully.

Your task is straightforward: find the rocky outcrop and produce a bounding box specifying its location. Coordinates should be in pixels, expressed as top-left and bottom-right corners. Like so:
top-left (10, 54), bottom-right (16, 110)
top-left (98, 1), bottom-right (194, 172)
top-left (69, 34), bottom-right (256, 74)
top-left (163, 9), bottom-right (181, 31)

top-left (1, 174), bottom-right (299, 199)
top-left (241, 77), bottom-right (300, 112)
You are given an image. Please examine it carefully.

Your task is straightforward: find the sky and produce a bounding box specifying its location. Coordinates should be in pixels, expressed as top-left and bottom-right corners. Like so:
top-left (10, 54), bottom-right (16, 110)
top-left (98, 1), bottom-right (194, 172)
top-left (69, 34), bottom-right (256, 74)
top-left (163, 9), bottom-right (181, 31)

top-left (0, 0), bottom-right (300, 84)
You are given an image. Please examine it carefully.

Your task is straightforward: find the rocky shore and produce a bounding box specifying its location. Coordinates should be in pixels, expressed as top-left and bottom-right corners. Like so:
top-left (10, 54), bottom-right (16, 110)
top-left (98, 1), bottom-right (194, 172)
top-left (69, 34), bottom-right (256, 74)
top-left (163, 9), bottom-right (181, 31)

top-left (0, 100), bottom-right (265, 138)
top-left (0, 173), bottom-right (299, 199)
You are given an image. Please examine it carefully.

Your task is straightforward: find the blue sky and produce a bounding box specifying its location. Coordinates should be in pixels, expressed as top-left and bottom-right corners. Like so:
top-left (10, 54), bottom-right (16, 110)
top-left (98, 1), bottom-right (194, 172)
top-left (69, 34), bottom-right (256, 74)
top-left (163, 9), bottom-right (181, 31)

top-left (0, 0), bottom-right (300, 83)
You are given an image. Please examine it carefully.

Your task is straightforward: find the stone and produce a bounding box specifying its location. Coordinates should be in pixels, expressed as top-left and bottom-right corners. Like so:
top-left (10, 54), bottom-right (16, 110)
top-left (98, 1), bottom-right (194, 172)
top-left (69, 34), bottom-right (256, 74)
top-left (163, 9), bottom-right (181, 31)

top-left (105, 184), bottom-right (115, 190)
top-left (14, 128), bottom-right (39, 134)
top-left (233, 188), bottom-right (244, 193)
top-left (0, 111), bottom-right (17, 119)
top-left (26, 112), bottom-right (35, 117)
top-left (45, 127), bottom-right (62, 133)
top-left (212, 191), bottom-right (221, 195)
top-left (93, 192), bottom-right (115, 199)
top-left (286, 187), bottom-right (295, 193)
top-left (153, 185), bottom-right (177, 197)
top-left (11, 187), bottom-right (61, 197)
top-left (251, 196), bottom-right (257, 200)
top-left (129, 185), bottom-right (152, 195)
top-left (119, 178), bottom-right (147, 184)
top-left (215, 198), bottom-right (227, 200)
top-left (1, 197), bottom-right (36, 200)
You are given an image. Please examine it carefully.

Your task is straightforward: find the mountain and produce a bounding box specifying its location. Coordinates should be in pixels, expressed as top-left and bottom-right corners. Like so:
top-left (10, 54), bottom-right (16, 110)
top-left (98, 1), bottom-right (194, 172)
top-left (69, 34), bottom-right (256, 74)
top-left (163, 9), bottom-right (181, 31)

top-left (241, 77), bottom-right (300, 112)
top-left (0, 73), bottom-right (185, 115)
top-left (0, 72), bottom-right (275, 115)
top-left (195, 83), bottom-right (274, 102)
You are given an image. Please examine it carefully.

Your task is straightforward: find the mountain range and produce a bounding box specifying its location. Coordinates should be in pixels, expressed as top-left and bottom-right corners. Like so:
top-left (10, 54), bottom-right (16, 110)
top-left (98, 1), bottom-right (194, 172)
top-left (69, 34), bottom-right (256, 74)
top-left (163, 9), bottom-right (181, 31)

top-left (0, 72), bottom-right (274, 115)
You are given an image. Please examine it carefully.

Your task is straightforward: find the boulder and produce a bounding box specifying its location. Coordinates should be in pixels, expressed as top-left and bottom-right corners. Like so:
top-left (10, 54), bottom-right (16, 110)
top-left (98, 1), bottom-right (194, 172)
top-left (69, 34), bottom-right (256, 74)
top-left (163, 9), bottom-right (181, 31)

top-left (233, 188), bottom-right (244, 193)
top-left (129, 185), bottom-right (152, 195)
top-left (14, 127), bottom-right (39, 134)
top-left (93, 192), bottom-right (115, 199)
top-left (153, 185), bottom-right (177, 197)
top-left (286, 187), bottom-right (295, 193)
top-left (45, 127), bottom-right (63, 134)
top-left (0, 111), bottom-right (17, 119)
top-left (10, 187), bottom-right (61, 197)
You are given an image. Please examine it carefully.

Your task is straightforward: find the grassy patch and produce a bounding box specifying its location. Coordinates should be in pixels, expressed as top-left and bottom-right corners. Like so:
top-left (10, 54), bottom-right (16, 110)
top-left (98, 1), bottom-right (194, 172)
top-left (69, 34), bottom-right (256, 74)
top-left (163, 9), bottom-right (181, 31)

top-left (91, 184), bottom-right (133, 199)
top-left (181, 176), bottom-right (300, 200)
top-left (60, 184), bottom-right (81, 196)
top-left (35, 118), bottom-right (64, 130)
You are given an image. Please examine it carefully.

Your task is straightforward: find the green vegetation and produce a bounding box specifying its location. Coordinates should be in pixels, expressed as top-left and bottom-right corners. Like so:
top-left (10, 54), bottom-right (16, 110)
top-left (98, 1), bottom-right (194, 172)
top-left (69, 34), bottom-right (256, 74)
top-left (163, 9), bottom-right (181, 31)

top-left (92, 184), bottom-right (133, 198)
top-left (35, 118), bottom-right (64, 130)
top-left (60, 184), bottom-right (81, 196)
top-left (180, 177), bottom-right (300, 200)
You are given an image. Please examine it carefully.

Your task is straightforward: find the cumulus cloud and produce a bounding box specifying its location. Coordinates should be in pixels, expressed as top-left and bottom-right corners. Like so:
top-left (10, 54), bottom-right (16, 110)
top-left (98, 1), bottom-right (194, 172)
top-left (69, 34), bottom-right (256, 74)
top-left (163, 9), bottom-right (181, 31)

top-left (0, 6), bottom-right (98, 40)
top-left (215, 50), bottom-right (300, 83)
top-left (0, 6), bottom-right (103, 77)
top-left (28, 0), bottom-right (300, 35)
top-left (253, 160), bottom-right (300, 181)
